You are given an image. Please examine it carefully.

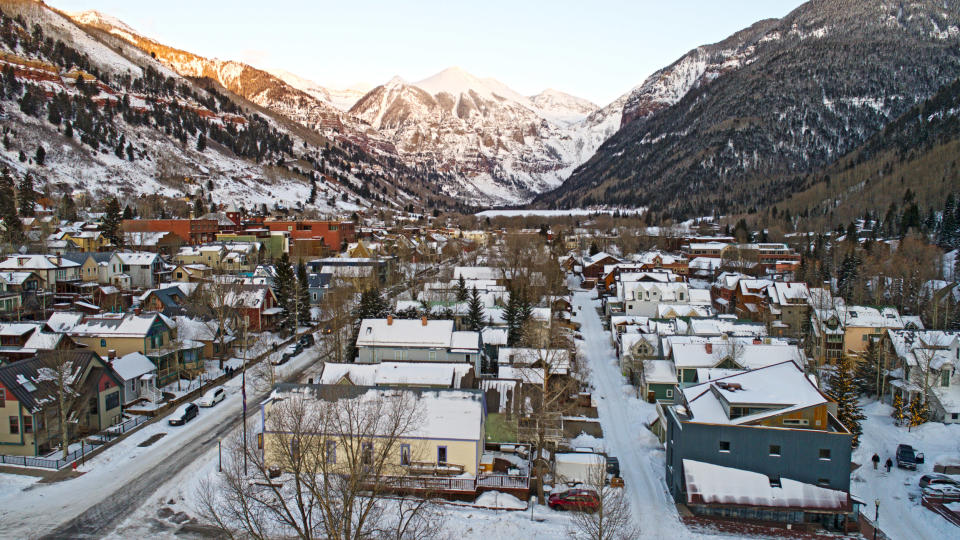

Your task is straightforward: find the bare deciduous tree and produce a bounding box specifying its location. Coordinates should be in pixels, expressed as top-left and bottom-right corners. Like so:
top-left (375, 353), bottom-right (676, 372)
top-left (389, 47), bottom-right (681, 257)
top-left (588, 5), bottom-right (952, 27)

top-left (197, 387), bottom-right (443, 540)
top-left (566, 462), bottom-right (640, 540)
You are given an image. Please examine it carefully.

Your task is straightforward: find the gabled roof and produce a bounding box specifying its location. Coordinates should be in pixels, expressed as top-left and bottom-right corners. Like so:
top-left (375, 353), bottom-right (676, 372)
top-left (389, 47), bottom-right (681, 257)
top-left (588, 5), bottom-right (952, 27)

top-left (114, 252), bottom-right (160, 265)
top-left (70, 313), bottom-right (170, 338)
top-left (356, 318), bottom-right (454, 349)
top-left (111, 352), bottom-right (157, 381)
top-left (679, 361), bottom-right (829, 425)
top-left (0, 254), bottom-right (80, 270)
top-left (0, 350), bottom-right (105, 413)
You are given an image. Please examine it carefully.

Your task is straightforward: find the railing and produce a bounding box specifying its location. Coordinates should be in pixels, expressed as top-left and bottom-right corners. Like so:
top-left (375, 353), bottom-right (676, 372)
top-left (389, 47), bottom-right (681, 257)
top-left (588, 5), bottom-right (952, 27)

top-left (374, 473), bottom-right (530, 494)
top-left (379, 474), bottom-right (476, 493)
top-left (0, 415), bottom-right (150, 469)
top-left (478, 474), bottom-right (530, 490)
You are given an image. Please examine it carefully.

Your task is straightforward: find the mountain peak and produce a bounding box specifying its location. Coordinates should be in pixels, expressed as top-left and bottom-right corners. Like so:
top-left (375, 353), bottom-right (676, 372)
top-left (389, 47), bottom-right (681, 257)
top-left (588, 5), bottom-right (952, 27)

top-left (68, 10), bottom-right (139, 36)
top-left (414, 66), bottom-right (486, 96)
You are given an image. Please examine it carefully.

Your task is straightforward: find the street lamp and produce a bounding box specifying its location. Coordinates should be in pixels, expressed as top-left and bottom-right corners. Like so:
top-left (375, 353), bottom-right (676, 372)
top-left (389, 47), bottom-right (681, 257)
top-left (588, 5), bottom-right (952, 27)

top-left (873, 499), bottom-right (880, 540)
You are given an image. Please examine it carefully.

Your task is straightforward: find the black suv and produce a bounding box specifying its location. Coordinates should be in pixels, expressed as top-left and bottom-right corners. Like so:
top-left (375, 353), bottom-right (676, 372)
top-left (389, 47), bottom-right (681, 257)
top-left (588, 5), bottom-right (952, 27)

top-left (896, 444), bottom-right (924, 470)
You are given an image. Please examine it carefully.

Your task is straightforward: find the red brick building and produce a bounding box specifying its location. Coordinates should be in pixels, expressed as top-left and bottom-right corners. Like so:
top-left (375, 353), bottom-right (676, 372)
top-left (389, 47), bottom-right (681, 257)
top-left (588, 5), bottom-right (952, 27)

top-left (261, 220), bottom-right (356, 251)
top-left (122, 219), bottom-right (218, 245)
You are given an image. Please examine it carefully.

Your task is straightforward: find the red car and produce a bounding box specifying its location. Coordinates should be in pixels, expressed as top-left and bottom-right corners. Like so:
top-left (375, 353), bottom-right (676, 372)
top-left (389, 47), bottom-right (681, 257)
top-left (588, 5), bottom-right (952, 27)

top-left (548, 489), bottom-right (600, 512)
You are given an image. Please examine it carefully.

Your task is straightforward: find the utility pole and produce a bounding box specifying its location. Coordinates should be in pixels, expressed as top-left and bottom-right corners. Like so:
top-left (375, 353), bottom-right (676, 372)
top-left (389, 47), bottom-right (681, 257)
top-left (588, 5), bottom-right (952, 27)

top-left (241, 314), bottom-right (248, 475)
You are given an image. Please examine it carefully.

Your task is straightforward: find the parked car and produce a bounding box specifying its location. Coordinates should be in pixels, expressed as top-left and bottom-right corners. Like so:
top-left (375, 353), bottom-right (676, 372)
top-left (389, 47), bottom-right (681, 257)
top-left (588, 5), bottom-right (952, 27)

top-left (919, 474), bottom-right (960, 490)
top-left (606, 456), bottom-right (620, 477)
top-left (198, 386), bottom-right (226, 407)
top-left (896, 444), bottom-right (924, 470)
top-left (548, 489), bottom-right (600, 512)
top-left (298, 333), bottom-right (315, 348)
top-left (168, 403), bottom-right (199, 426)
top-left (273, 343), bottom-right (301, 365)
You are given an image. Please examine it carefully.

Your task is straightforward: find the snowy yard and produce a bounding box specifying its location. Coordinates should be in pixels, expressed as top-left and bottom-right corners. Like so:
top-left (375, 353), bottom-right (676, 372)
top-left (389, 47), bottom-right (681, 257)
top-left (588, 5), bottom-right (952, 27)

top-left (851, 399), bottom-right (960, 540)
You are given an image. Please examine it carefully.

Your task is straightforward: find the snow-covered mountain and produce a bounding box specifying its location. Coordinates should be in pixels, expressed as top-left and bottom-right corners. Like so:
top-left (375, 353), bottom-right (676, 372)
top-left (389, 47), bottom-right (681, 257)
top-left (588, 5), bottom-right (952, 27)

top-left (349, 67), bottom-right (617, 204)
top-left (0, 2), bottom-right (457, 215)
top-left (266, 69), bottom-right (370, 112)
top-left (61, 9), bottom-right (635, 206)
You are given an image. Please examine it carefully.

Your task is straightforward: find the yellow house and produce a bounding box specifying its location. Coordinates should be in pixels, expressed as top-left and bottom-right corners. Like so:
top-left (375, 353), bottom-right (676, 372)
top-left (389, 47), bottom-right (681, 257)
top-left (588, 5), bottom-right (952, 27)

top-left (63, 230), bottom-right (109, 252)
top-left (262, 385), bottom-right (485, 477)
top-left (68, 313), bottom-right (203, 385)
top-left (170, 263), bottom-right (212, 282)
top-left (841, 306), bottom-right (904, 358)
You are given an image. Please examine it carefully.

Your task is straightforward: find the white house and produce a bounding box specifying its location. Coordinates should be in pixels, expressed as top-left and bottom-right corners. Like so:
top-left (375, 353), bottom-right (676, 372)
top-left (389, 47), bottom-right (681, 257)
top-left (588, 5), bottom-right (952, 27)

top-left (111, 351), bottom-right (160, 404)
top-left (108, 252), bottom-right (162, 289)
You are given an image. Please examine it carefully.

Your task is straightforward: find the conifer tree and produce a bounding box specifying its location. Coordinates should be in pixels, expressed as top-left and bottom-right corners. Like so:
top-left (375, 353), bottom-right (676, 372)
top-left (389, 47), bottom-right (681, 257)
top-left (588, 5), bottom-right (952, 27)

top-left (122, 205), bottom-right (134, 219)
top-left (101, 197), bottom-right (123, 247)
top-left (456, 274), bottom-right (468, 302)
top-left (908, 396), bottom-right (929, 430)
top-left (273, 252), bottom-right (295, 326)
top-left (196, 132), bottom-right (206, 152)
top-left (17, 174), bottom-right (37, 217)
top-left (194, 197), bottom-right (204, 217)
top-left (854, 340), bottom-right (881, 396)
top-left (827, 355), bottom-right (866, 447)
top-left (465, 286), bottom-right (485, 332)
top-left (296, 260), bottom-right (311, 327)
top-left (589, 241), bottom-right (599, 256)
top-left (59, 194), bottom-right (77, 221)
top-left (0, 169), bottom-right (22, 245)
top-left (891, 393), bottom-right (906, 426)
top-left (34, 145), bottom-right (44, 166)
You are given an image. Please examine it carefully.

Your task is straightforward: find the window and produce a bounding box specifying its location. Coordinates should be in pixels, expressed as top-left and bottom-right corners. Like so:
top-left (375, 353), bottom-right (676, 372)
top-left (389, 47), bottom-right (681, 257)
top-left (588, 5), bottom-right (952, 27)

top-left (23, 416), bottom-right (32, 434)
top-left (105, 392), bottom-right (120, 410)
top-left (362, 442), bottom-right (373, 465)
top-left (718, 441), bottom-right (730, 452)
top-left (769, 445), bottom-right (781, 457)
top-left (9, 416), bottom-right (18, 434)
top-left (400, 444), bottom-right (411, 466)
top-left (0, 388), bottom-right (4, 407)
top-left (89, 397), bottom-right (98, 415)
top-left (437, 446), bottom-right (447, 465)
top-left (953, 413), bottom-right (959, 420)
top-left (782, 418), bottom-right (809, 426)
top-left (819, 448), bottom-right (831, 461)
top-left (326, 441), bottom-right (336, 464)
top-left (665, 389), bottom-right (674, 398)
top-left (768, 477), bottom-right (781, 488)
top-left (291, 439), bottom-right (301, 461)
top-left (428, 350), bottom-right (437, 361)
top-left (100, 339), bottom-right (107, 348)
top-left (942, 370), bottom-right (951, 387)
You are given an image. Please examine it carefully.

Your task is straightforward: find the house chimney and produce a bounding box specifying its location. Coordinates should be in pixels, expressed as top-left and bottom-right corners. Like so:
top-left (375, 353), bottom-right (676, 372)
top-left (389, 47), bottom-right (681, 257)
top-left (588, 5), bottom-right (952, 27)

top-left (56, 255), bottom-right (62, 266)
top-left (134, 307), bottom-right (141, 315)
top-left (421, 316), bottom-right (428, 326)
top-left (387, 314), bottom-right (393, 326)
top-left (753, 338), bottom-right (762, 345)
top-left (108, 349), bottom-right (116, 360)
top-left (705, 343), bottom-right (713, 354)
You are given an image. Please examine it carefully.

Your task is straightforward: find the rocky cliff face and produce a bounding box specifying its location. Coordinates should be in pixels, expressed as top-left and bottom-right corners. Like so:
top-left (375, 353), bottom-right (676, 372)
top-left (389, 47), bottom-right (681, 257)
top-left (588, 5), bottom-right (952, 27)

top-left (536, 0), bottom-right (960, 218)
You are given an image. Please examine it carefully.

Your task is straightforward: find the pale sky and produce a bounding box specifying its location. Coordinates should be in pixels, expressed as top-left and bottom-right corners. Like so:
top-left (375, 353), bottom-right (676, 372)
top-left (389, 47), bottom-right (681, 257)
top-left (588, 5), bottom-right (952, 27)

top-left (47, 0), bottom-right (806, 105)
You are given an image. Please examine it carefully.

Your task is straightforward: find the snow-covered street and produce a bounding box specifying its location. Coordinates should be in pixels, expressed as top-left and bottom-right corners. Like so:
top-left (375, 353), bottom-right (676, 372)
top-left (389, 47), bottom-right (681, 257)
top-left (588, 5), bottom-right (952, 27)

top-left (851, 400), bottom-right (960, 540)
top-left (0, 345), bottom-right (326, 539)
top-left (571, 289), bottom-right (723, 539)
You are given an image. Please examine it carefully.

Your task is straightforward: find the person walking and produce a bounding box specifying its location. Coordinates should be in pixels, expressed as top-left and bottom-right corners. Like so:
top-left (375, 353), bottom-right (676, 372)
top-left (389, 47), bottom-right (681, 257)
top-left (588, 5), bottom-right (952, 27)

top-left (885, 457), bottom-right (893, 473)
top-left (872, 453), bottom-right (880, 470)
